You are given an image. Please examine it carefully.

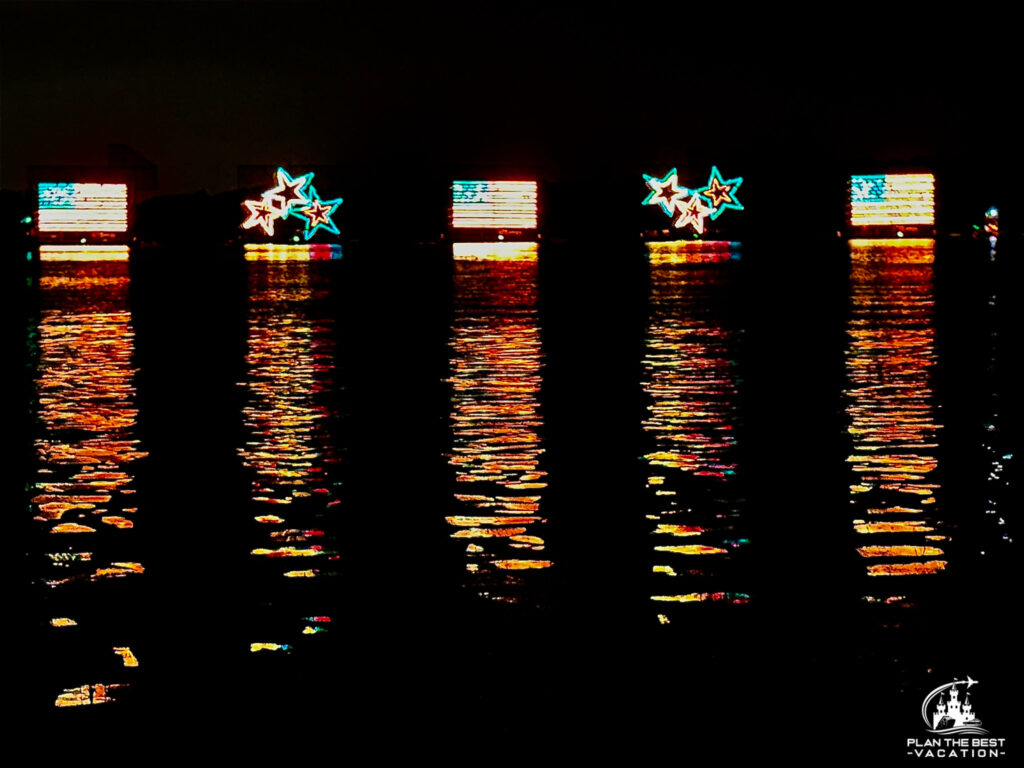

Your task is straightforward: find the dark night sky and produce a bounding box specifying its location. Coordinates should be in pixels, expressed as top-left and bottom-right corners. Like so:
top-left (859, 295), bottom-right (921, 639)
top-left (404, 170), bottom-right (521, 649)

top-left (1, 1), bottom-right (1019, 195)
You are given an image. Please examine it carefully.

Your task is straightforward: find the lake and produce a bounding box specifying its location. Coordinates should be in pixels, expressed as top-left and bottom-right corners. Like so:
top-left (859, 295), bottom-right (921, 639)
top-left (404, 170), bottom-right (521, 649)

top-left (19, 235), bottom-right (1019, 757)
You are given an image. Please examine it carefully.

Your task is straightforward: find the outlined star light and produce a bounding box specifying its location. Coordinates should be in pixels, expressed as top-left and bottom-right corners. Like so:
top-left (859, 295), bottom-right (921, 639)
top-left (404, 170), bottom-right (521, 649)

top-left (643, 168), bottom-right (691, 217)
top-left (294, 185), bottom-right (342, 241)
top-left (242, 198), bottom-right (281, 236)
top-left (696, 166), bottom-right (743, 220)
top-left (673, 194), bottom-right (714, 234)
top-left (264, 167), bottom-right (313, 216)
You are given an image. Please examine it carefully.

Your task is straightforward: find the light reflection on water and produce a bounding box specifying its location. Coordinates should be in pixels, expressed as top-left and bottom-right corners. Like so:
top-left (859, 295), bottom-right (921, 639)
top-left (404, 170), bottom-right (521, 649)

top-left (238, 262), bottom-right (341, 648)
top-left (22, 238), bottom-right (1016, 727)
top-left (641, 259), bottom-right (749, 619)
top-left (38, 245), bottom-right (130, 262)
top-left (446, 256), bottom-right (551, 603)
top-left (845, 241), bottom-right (946, 601)
top-left (452, 241), bottom-right (538, 262)
top-left (644, 240), bottom-right (740, 265)
top-left (243, 243), bottom-right (342, 261)
top-left (981, 249), bottom-right (1014, 549)
top-left (30, 261), bottom-right (146, 706)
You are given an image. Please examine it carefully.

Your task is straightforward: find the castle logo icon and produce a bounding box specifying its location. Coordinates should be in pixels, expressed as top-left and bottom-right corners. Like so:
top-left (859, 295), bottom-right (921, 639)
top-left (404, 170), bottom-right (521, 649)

top-left (920, 677), bottom-right (989, 736)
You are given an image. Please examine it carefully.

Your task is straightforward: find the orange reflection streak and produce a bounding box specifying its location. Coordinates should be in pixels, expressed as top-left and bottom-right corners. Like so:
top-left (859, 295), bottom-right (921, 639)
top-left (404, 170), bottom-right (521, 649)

top-left (54, 683), bottom-right (126, 708)
top-left (844, 244), bottom-right (947, 594)
top-left (45, 561), bottom-right (144, 587)
top-left (642, 266), bottom-right (738, 476)
top-left (446, 515), bottom-right (541, 526)
top-left (238, 264), bottom-right (338, 508)
top-left (642, 263), bottom-right (746, 614)
top-left (654, 524), bottom-right (705, 536)
top-left (238, 262), bottom-right (340, 643)
top-left (50, 522), bottom-right (96, 534)
top-left (866, 561), bottom-right (947, 576)
top-left (493, 559), bottom-right (552, 570)
top-left (112, 647), bottom-right (139, 667)
top-left (447, 260), bottom-right (550, 602)
top-left (645, 240), bottom-right (740, 265)
top-left (31, 263), bottom-right (147, 602)
top-left (854, 521), bottom-right (935, 534)
top-left (250, 546), bottom-right (323, 557)
top-left (849, 240), bottom-right (935, 263)
top-left (857, 545), bottom-right (944, 558)
top-left (451, 527), bottom-right (529, 539)
top-left (655, 545), bottom-right (729, 555)
top-left (651, 592), bottom-right (751, 604)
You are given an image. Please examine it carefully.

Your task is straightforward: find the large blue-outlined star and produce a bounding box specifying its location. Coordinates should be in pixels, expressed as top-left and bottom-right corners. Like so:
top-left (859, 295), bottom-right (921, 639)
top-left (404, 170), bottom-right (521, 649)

top-left (265, 167), bottom-right (313, 216)
top-left (293, 185), bottom-right (342, 240)
top-left (695, 166), bottom-right (743, 220)
top-left (643, 168), bottom-right (691, 217)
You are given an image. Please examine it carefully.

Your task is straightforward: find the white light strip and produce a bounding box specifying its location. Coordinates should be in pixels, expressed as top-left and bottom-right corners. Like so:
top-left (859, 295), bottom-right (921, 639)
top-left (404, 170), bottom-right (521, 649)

top-left (849, 174), bottom-right (935, 227)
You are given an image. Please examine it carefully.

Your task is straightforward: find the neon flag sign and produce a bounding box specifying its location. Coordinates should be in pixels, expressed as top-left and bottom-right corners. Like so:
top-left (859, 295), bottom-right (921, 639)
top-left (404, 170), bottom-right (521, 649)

top-left (38, 183), bottom-right (128, 233)
top-left (849, 174), bottom-right (934, 227)
top-left (451, 181), bottom-right (538, 229)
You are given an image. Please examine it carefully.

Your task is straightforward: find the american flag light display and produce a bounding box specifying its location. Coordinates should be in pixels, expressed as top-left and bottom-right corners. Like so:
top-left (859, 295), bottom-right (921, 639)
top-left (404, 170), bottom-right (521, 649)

top-left (451, 181), bottom-right (537, 229)
top-left (849, 174), bottom-right (935, 227)
top-left (37, 183), bottom-right (128, 232)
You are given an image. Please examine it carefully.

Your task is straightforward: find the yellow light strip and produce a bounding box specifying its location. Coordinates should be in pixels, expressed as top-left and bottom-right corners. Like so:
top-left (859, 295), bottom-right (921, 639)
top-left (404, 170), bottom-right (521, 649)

top-left (243, 244), bottom-right (341, 261)
top-left (849, 239), bottom-right (935, 263)
top-left (39, 245), bottom-right (130, 262)
top-left (452, 242), bottom-right (538, 261)
top-left (848, 238), bottom-right (935, 247)
top-left (645, 239), bottom-right (740, 264)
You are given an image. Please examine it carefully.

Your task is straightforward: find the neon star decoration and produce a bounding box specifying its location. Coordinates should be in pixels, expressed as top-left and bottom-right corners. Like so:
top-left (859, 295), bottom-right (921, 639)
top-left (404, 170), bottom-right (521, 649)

top-left (265, 168), bottom-right (312, 215)
top-left (641, 166), bottom-right (744, 233)
top-left (642, 168), bottom-right (691, 217)
top-left (294, 185), bottom-right (342, 241)
top-left (243, 198), bottom-right (281, 237)
top-left (241, 167), bottom-right (342, 240)
top-left (673, 194), bottom-right (713, 234)
top-left (696, 166), bottom-right (743, 220)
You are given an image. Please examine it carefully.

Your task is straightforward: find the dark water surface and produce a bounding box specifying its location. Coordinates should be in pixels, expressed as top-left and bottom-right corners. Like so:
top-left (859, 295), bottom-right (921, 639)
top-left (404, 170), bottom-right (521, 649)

top-left (19, 237), bottom-right (1020, 756)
